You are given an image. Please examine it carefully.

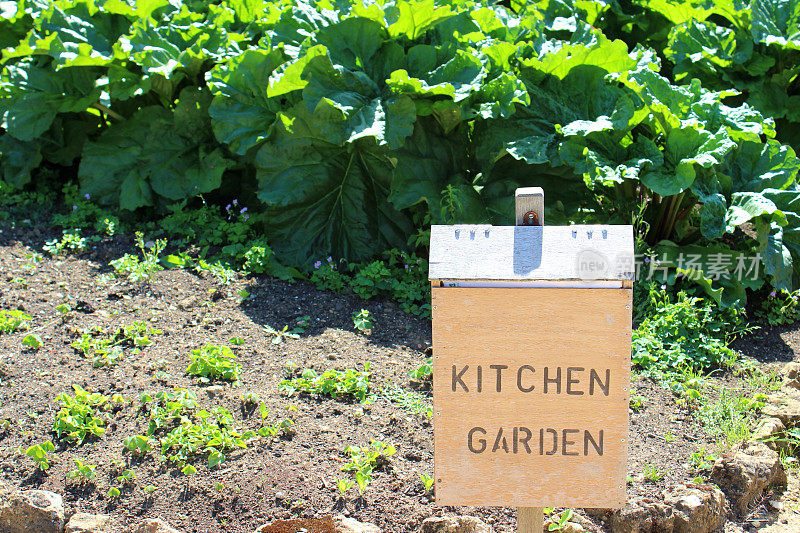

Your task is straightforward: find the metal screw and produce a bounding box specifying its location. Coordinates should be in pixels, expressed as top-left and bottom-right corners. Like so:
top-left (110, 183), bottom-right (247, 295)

top-left (454, 229), bottom-right (460, 238)
top-left (470, 229), bottom-right (476, 239)
top-left (485, 228), bottom-right (490, 237)
top-left (571, 230), bottom-right (577, 238)
top-left (587, 230), bottom-right (593, 239)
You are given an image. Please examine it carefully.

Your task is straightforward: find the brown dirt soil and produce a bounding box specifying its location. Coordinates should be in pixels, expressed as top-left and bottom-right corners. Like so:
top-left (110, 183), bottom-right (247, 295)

top-left (0, 227), bottom-right (798, 532)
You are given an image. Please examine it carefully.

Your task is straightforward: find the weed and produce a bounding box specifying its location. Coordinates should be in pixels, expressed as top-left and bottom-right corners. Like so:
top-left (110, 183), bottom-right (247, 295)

top-left (0, 310), bottom-right (31, 333)
top-left (352, 309), bottom-right (374, 332)
top-left (43, 229), bottom-right (89, 256)
top-left (664, 430), bottom-right (675, 443)
top-left (310, 260), bottom-right (348, 293)
top-left (632, 288), bottom-right (748, 373)
top-left (67, 459), bottom-right (97, 482)
top-left (687, 447), bottom-right (720, 472)
top-left (642, 464), bottom-right (663, 482)
top-left (265, 324), bottom-right (300, 344)
top-left (196, 258), bottom-right (237, 285)
top-left (697, 389), bottom-right (764, 448)
top-left (56, 303), bottom-right (71, 314)
top-left (25, 441), bottom-right (55, 470)
top-left (107, 487), bottom-right (120, 499)
top-left (186, 345), bottom-right (241, 383)
top-left (759, 289), bottom-right (800, 326)
top-left (110, 232), bottom-right (166, 282)
top-left (280, 365), bottom-right (372, 403)
top-left (383, 385), bottom-right (432, 418)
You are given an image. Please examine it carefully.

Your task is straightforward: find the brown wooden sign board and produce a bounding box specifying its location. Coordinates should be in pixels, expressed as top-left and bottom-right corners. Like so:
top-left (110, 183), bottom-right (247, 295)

top-left (431, 287), bottom-right (631, 508)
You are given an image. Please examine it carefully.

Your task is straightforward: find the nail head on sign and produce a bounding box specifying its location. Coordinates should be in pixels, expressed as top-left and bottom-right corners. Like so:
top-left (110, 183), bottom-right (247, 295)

top-left (522, 211), bottom-right (540, 226)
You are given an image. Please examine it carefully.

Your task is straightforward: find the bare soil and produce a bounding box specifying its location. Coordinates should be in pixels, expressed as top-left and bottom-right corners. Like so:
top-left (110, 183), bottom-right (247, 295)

top-left (0, 226), bottom-right (797, 532)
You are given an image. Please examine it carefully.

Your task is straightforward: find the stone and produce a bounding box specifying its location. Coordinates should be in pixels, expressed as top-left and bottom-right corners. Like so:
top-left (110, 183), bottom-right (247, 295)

top-left (0, 489), bottom-right (65, 533)
top-left (609, 499), bottom-right (675, 533)
top-left (177, 296), bottom-right (197, 310)
top-left (132, 518), bottom-right (181, 533)
top-left (336, 515), bottom-right (382, 533)
top-left (66, 513), bottom-right (112, 533)
top-left (204, 385), bottom-right (225, 398)
top-left (420, 515), bottom-right (493, 533)
top-left (762, 394), bottom-right (800, 425)
top-left (711, 440), bottom-right (787, 515)
top-left (752, 417), bottom-right (788, 451)
top-left (663, 484), bottom-right (726, 533)
top-left (254, 517), bottom-right (338, 532)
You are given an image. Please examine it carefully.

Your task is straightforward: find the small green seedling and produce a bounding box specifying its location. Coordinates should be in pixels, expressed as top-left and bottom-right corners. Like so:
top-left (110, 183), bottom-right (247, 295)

top-left (280, 364), bottom-right (372, 403)
top-left (54, 385), bottom-right (110, 444)
top-left (352, 309), bottom-right (374, 332)
top-left (123, 435), bottom-right (151, 454)
top-left (0, 310), bottom-right (31, 333)
top-left (109, 232), bottom-right (166, 282)
top-left (643, 465), bottom-right (663, 482)
top-left (106, 487), bottom-right (120, 499)
top-left (68, 459), bottom-right (97, 482)
top-left (336, 477), bottom-right (354, 496)
top-left (144, 485), bottom-right (157, 494)
top-left (116, 469), bottom-right (135, 485)
top-left (341, 440), bottom-right (396, 495)
top-left (25, 441), bottom-right (55, 470)
top-left (186, 345), bottom-right (241, 382)
top-left (44, 230), bottom-right (88, 256)
top-left (410, 358), bottom-right (432, 381)
top-left (230, 337), bottom-right (245, 346)
top-left (182, 464), bottom-right (197, 476)
top-left (420, 473), bottom-right (434, 492)
top-left (56, 303), bottom-right (71, 314)
top-left (547, 509), bottom-right (575, 531)
top-left (265, 324), bottom-right (300, 344)
top-left (22, 334), bottom-right (43, 350)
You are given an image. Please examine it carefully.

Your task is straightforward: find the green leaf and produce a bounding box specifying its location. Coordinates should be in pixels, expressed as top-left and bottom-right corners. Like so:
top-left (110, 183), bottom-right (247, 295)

top-left (208, 48), bottom-right (286, 154)
top-left (0, 134), bottom-right (42, 188)
top-left (386, 0), bottom-right (455, 40)
top-left (0, 61), bottom-right (100, 142)
top-left (255, 106), bottom-right (413, 263)
top-left (79, 106), bottom-right (232, 210)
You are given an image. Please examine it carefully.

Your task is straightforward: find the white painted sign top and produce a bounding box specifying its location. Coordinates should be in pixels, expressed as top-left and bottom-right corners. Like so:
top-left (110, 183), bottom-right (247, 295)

top-left (428, 224), bottom-right (634, 282)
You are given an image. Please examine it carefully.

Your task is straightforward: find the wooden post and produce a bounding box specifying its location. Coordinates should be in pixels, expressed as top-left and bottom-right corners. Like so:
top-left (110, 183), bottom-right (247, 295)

top-left (515, 186), bottom-right (544, 533)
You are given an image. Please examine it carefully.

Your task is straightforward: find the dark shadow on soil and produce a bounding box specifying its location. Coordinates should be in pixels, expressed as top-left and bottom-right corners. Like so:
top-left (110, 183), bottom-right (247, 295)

top-left (238, 276), bottom-right (432, 355)
top-left (732, 323), bottom-right (798, 364)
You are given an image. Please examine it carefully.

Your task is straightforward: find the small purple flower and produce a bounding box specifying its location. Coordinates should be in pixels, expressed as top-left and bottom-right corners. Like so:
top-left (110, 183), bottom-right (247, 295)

top-left (313, 260), bottom-right (322, 269)
top-left (655, 260), bottom-right (661, 266)
top-left (644, 257), bottom-right (650, 263)
top-left (232, 199), bottom-right (238, 206)
top-left (240, 207), bottom-right (248, 214)
top-left (72, 205), bottom-right (78, 210)
top-left (404, 264), bottom-right (409, 270)
top-left (242, 214), bottom-right (249, 221)
top-left (225, 203), bottom-right (231, 211)
top-left (661, 284), bottom-right (667, 290)
top-left (770, 291), bottom-right (777, 298)
top-left (84, 193), bottom-right (91, 200)
top-left (326, 256), bottom-right (332, 263)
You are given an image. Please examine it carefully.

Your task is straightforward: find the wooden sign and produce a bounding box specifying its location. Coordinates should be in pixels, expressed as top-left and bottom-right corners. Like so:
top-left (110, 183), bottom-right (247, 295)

top-left (429, 191), bottom-right (633, 512)
top-left (430, 287), bottom-right (631, 508)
